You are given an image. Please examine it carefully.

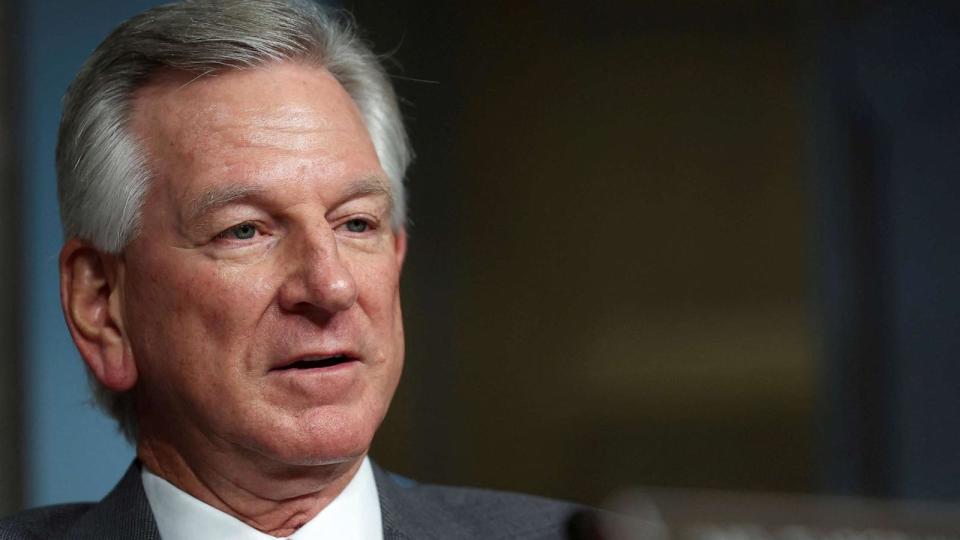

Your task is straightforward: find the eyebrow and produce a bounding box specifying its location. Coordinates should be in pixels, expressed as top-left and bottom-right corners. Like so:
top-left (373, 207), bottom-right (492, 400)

top-left (184, 184), bottom-right (267, 224)
top-left (183, 176), bottom-right (393, 224)
top-left (335, 176), bottom-right (393, 211)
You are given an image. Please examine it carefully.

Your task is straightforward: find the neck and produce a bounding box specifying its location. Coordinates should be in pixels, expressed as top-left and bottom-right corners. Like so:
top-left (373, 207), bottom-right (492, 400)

top-left (138, 434), bottom-right (363, 537)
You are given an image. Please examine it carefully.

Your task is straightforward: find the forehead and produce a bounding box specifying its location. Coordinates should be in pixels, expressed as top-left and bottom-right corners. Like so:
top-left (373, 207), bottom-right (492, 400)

top-left (128, 62), bottom-right (383, 204)
top-left (132, 62), bottom-right (368, 142)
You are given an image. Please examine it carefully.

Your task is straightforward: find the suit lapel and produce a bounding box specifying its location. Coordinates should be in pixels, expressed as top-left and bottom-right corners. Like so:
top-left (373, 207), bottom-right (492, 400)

top-left (374, 462), bottom-right (416, 540)
top-left (57, 461), bottom-right (161, 540)
top-left (372, 461), bottom-right (469, 540)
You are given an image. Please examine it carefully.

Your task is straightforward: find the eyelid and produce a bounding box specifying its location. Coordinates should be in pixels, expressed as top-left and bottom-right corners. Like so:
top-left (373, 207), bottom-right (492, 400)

top-left (214, 221), bottom-right (263, 242)
top-left (336, 214), bottom-right (379, 229)
top-left (332, 215), bottom-right (381, 239)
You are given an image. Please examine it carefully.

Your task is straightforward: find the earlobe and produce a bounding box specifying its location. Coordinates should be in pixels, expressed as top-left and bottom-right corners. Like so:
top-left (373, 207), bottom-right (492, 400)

top-left (60, 239), bottom-right (138, 392)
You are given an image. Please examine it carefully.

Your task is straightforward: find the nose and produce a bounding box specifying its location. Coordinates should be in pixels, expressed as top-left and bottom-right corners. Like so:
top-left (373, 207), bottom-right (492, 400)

top-left (278, 227), bottom-right (358, 316)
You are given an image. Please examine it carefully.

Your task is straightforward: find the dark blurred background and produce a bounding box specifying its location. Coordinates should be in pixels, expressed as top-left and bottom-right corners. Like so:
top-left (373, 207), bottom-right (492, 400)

top-left (2, 0), bottom-right (959, 516)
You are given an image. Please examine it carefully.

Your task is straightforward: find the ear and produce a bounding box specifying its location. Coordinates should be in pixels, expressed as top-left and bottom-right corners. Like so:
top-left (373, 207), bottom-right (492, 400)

top-left (60, 238), bottom-right (137, 392)
top-left (393, 227), bottom-right (408, 271)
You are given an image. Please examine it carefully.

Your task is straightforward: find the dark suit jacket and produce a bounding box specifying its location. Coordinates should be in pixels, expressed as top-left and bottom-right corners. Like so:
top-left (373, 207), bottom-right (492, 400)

top-left (0, 462), bottom-right (582, 539)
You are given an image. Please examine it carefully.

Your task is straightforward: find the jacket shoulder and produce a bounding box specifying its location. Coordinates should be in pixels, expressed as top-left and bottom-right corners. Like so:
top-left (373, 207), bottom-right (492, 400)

top-left (377, 468), bottom-right (584, 539)
top-left (423, 483), bottom-right (582, 538)
top-left (0, 462), bottom-right (160, 540)
top-left (420, 482), bottom-right (579, 518)
top-left (0, 503), bottom-right (94, 540)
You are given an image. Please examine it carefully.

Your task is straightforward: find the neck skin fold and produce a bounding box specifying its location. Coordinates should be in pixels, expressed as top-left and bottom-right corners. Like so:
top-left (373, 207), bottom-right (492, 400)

top-left (137, 432), bottom-right (363, 537)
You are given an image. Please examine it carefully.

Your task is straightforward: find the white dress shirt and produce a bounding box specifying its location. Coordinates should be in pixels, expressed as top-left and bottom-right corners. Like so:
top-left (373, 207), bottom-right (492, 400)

top-left (141, 457), bottom-right (383, 540)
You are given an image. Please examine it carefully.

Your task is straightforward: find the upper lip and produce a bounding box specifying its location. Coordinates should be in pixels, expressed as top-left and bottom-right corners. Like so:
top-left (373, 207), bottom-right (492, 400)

top-left (270, 350), bottom-right (359, 371)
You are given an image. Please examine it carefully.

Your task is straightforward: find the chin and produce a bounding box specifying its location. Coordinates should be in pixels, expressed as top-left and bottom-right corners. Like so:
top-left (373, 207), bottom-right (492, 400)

top-left (252, 406), bottom-right (381, 467)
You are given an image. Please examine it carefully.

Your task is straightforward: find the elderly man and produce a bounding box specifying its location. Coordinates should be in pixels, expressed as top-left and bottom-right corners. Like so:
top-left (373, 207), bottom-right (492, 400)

top-left (0, 1), bottom-right (583, 538)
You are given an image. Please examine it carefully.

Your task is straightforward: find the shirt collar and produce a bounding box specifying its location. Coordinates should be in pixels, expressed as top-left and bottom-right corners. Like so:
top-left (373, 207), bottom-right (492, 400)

top-left (141, 457), bottom-right (383, 540)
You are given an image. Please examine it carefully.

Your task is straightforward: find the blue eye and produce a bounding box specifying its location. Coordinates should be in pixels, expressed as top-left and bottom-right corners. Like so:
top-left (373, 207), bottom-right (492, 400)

top-left (345, 219), bottom-right (369, 233)
top-left (228, 223), bottom-right (256, 240)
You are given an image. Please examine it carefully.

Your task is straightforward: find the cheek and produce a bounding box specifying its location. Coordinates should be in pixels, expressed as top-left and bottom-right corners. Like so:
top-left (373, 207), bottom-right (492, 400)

top-left (350, 255), bottom-right (405, 385)
top-left (208, 262), bottom-right (278, 319)
top-left (124, 253), bottom-right (279, 373)
top-left (352, 256), bottom-right (402, 325)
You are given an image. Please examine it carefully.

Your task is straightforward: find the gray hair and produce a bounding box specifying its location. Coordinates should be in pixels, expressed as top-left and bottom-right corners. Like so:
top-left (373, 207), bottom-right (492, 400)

top-left (56, 0), bottom-right (412, 441)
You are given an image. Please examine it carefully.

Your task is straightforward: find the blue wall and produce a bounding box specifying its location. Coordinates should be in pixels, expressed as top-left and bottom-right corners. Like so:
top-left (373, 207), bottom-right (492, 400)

top-left (20, 0), bottom-right (164, 506)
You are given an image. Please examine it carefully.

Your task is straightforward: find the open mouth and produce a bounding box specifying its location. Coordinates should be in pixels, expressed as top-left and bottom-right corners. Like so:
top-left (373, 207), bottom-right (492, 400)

top-left (275, 355), bottom-right (353, 371)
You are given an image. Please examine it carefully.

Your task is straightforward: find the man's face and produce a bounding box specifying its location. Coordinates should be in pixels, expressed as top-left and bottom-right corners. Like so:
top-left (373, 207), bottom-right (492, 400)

top-left (121, 62), bottom-right (406, 466)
